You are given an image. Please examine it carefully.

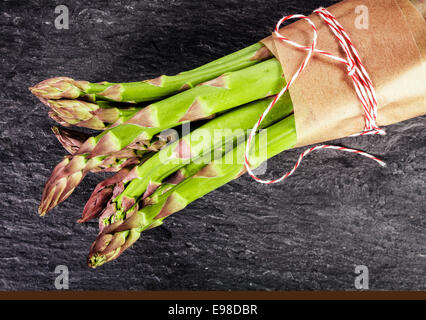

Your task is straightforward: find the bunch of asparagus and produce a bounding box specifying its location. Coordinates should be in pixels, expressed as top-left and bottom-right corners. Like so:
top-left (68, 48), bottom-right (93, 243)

top-left (31, 42), bottom-right (298, 267)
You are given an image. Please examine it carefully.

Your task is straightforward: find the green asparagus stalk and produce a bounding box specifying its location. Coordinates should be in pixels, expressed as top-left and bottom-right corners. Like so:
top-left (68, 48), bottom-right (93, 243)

top-left (77, 58), bottom-right (285, 158)
top-left (93, 160), bottom-right (208, 231)
top-left (81, 94), bottom-right (292, 224)
top-left (29, 43), bottom-right (271, 103)
top-left (43, 99), bottom-right (142, 130)
top-left (88, 115), bottom-right (297, 267)
top-left (38, 59), bottom-right (285, 216)
top-left (108, 94), bottom-right (293, 221)
top-left (141, 161), bottom-right (208, 207)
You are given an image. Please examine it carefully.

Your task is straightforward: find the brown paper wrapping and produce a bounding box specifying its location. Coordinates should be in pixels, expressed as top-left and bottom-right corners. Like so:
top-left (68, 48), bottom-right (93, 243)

top-left (261, 0), bottom-right (426, 147)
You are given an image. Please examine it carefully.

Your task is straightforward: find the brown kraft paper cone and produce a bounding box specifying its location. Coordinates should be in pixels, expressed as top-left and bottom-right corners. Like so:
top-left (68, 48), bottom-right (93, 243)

top-left (261, 0), bottom-right (426, 147)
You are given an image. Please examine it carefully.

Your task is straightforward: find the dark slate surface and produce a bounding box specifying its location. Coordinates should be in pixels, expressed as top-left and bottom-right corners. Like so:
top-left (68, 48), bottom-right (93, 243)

top-left (0, 0), bottom-right (424, 291)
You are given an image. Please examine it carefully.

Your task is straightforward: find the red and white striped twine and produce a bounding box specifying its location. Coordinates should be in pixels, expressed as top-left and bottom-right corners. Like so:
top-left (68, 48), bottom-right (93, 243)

top-left (245, 7), bottom-right (386, 185)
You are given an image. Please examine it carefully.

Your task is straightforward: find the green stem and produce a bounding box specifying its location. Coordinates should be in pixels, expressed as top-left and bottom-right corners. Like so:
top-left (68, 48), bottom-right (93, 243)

top-left (111, 94), bottom-right (293, 218)
top-left (85, 58), bottom-right (285, 157)
top-left (39, 58), bottom-right (284, 215)
top-left (88, 115), bottom-right (297, 267)
top-left (30, 43), bottom-right (272, 103)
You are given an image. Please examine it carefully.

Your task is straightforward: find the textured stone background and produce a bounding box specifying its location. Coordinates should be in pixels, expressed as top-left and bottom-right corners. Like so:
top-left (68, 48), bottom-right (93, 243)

top-left (0, 0), bottom-right (424, 290)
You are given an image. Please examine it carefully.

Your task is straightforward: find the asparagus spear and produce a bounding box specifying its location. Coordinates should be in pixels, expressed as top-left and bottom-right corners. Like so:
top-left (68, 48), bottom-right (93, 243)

top-left (43, 99), bottom-right (142, 130)
top-left (93, 160), bottom-right (209, 230)
top-left (38, 59), bottom-right (285, 215)
top-left (108, 94), bottom-right (293, 220)
top-left (29, 43), bottom-right (271, 103)
top-left (76, 58), bottom-right (285, 158)
top-left (81, 95), bottom-right (292, 223)
top-left (88, 115), bottom-right (297, 267)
